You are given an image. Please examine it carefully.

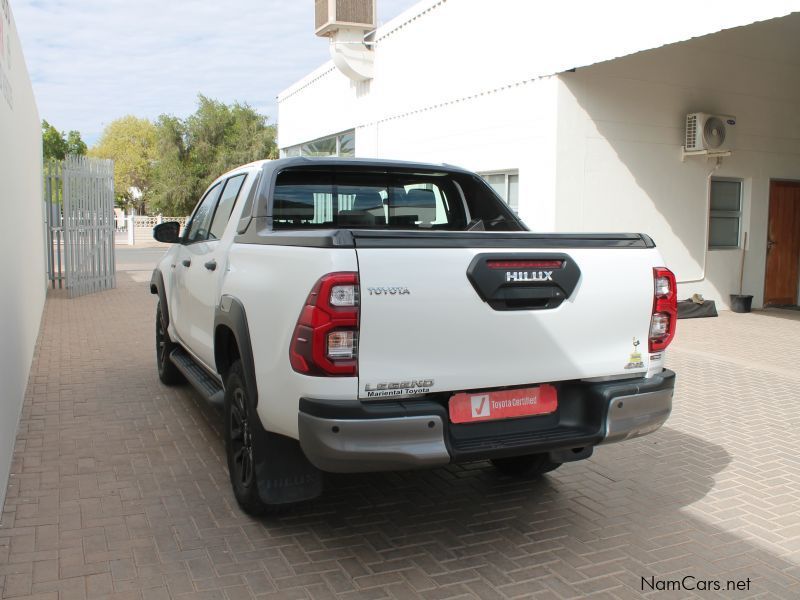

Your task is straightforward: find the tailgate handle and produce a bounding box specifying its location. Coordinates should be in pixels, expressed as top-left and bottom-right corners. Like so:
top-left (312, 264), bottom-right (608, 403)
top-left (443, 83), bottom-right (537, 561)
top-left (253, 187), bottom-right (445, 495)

top-left (466, 252), bottom-right (581, 312)
top-left (496, 286), bottom-right (564, 310)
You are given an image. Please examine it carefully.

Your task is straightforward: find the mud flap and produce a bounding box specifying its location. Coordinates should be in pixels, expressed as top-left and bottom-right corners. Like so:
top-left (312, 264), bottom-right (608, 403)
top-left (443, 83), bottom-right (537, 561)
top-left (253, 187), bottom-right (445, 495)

top-left (252, 423), bottom-right (324, 505)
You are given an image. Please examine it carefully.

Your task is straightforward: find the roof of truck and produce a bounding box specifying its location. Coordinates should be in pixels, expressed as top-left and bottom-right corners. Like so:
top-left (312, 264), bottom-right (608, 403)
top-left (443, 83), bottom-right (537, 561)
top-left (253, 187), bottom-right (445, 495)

top-left (257, 156), bottom-right (472, 175)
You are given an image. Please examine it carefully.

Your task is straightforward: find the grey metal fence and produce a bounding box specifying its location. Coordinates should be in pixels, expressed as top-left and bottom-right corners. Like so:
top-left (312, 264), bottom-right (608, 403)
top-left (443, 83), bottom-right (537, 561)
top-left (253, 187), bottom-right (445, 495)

top-left (44, 156), bottom-right (116, 297)
top-left (43, 160), bottom-right (65, 289)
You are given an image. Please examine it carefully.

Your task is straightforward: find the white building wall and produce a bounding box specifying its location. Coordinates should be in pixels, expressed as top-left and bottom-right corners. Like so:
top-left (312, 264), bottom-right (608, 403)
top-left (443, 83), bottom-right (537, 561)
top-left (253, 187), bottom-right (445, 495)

top-left (354, 78), bottom-right (559, 229)
top-left (278, 1), bottom-right (800, 307)
top-left (554, 14), bottom-right (800, 308)
top-left (0, 1), bottom-right (45, 511)
top-left (280, 0), bottom-right (799, 144)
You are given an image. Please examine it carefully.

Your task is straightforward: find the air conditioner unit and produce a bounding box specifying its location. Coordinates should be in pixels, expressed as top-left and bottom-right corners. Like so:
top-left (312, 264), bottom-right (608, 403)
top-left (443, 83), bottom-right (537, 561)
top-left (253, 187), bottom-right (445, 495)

top-left (685, 112), bottom-right (736, 152)
top-left (315, 0), bottom-right (376, 37)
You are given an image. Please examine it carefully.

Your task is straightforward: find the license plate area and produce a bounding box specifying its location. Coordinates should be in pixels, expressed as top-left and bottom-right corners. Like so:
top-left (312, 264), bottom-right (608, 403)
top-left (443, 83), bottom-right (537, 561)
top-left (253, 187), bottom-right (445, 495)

top-left (448, 385), bottom-right (558, 424)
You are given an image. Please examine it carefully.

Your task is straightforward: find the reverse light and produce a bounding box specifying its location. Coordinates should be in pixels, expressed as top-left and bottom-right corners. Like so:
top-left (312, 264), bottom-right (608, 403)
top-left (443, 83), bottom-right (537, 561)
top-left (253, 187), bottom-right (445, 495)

top-left (649, 267), bottom-right (677, 352)
top-left (327, 330), bottom-right (356, 359)
top-left (649, 313), bottom-right (670, 339)
top-left (289, 272), bottom-right (359, 376)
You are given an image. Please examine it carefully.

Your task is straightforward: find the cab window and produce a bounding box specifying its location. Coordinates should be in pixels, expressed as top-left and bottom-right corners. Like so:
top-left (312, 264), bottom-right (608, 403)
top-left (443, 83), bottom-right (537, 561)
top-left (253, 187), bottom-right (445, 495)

top-left (209, 174), bottom-right (247, 240)
top-left (185, 183), bottom-right (222, 243)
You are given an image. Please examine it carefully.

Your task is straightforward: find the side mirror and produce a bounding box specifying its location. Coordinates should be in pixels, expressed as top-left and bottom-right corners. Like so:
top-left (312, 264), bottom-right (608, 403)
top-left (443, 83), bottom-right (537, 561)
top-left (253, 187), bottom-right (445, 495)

top-left (153, 221), bottom-right (181, 244)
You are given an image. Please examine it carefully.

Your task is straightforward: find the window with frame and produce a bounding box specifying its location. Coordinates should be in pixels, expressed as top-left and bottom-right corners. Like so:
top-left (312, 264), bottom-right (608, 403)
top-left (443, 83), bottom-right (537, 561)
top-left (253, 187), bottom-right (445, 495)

top-left (709, 179), bottom-right (742, 249)
top-left (272, 170), bottom-right (467, 230)
top-left (280, 130), bottom-right (356, 158)
top-left (185, 183), bottom-right (223, 243)
top-left (480, 171), bottom-right (519, 212)
top-left (208, 174), bottom-right (247, 240)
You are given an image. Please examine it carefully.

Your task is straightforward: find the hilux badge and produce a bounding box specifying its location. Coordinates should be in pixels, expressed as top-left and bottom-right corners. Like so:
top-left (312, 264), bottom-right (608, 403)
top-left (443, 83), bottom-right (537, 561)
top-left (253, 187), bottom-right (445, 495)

top-left (506, 271), bottom-right (553, 282)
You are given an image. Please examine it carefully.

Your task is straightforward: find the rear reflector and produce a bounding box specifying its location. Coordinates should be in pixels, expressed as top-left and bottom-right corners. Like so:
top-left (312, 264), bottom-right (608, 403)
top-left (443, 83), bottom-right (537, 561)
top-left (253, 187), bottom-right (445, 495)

top-left (486, 259), bottom-right (563, 269)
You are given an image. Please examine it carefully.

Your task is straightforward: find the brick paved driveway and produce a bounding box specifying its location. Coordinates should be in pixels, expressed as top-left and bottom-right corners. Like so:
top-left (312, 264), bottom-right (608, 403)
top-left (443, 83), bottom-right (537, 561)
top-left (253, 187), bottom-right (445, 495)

top-left (2, 267), bottom-right (800, 599)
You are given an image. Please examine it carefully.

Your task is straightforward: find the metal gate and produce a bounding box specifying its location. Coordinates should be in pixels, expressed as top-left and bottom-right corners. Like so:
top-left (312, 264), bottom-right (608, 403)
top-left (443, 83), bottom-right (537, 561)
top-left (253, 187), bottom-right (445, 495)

top-left (44, 156), bottom-right (116, 297)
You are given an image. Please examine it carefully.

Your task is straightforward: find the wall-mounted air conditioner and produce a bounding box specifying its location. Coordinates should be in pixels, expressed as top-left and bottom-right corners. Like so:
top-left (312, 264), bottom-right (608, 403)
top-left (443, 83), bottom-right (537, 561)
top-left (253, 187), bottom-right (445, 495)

top-left (685, 112), bottom-right (737, 153)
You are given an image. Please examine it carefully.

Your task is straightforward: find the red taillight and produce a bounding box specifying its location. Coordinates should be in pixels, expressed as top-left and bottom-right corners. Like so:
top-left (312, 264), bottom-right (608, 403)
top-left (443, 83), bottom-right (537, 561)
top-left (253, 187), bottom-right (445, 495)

top-left (650, 267), bottom-right (677, 352)
top-left (289, 272), bottom-right (359, 376)
top-left (487, 259), bottom-right (564, 269)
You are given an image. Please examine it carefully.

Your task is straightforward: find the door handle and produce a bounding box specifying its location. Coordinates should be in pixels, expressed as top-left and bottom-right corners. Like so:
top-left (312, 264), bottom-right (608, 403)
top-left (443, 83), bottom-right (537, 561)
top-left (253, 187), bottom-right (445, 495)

top-left (767, 239), bottom-right (776, 252)
top-left (182, 259), bottom-right (191, 267)
top-left (204, 260), bottom-right (217, 271)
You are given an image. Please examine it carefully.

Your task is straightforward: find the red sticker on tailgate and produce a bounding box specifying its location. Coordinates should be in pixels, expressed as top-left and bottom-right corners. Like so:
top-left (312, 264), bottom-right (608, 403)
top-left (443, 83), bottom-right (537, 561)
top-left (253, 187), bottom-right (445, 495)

top-left (449, 385), bottom-right (557, 424)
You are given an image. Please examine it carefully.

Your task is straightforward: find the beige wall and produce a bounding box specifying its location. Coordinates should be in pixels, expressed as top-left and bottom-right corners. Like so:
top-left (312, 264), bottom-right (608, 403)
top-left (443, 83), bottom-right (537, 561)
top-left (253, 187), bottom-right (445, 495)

top-left (0, 1), bottom-right (45, 511)
top-left (555, 14), bottom-right (800, 309)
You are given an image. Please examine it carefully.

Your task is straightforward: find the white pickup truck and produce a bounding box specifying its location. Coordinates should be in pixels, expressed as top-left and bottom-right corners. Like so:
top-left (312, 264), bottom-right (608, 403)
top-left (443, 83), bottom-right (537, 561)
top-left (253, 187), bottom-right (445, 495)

top-left (151, 157), bottom-right (677, 515)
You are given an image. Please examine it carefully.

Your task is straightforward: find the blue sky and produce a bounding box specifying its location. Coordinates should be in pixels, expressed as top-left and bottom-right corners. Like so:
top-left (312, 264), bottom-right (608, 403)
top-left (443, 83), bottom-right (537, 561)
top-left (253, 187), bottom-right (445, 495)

top-left (14, 0), bottom-right (417, 144)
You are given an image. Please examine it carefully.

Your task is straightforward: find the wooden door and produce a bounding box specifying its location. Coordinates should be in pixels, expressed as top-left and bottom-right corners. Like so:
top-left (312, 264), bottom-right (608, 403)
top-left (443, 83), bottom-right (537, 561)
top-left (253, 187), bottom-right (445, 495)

top-left (764, 181), bottom-right (800, 306)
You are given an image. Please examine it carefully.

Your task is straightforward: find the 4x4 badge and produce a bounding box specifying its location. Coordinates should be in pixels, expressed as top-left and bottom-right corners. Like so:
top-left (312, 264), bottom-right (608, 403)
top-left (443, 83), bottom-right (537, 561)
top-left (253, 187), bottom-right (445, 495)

top-left (624, 337), bottom-right (645, 370)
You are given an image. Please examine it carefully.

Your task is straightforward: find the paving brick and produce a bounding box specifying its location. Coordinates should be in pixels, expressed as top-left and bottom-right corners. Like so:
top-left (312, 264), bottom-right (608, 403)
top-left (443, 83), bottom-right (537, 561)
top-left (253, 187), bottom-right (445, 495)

top-left (3, 267), bottom-right (800, 599)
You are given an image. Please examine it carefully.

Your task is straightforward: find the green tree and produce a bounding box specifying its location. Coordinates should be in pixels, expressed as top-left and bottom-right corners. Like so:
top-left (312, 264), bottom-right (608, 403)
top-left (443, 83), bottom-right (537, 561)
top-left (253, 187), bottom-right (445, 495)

top-left (148, 115), bottom-right (196, 215)
top-left (42, 120), bottom-right (68, 160)
top-left (42, 120), bottom-right (86, 161)
top-left (66, 130), bottom-right (88, 156)
top-left (42, 120), bottom-right (88, 160)
top-left (148, 95), bottom-right (277, 216)
top-left (89, 116), bottom-right (158, 212)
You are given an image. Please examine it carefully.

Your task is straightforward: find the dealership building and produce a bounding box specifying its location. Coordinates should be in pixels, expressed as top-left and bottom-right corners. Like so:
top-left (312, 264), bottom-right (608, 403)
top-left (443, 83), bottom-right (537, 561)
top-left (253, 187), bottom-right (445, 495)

top-left (278, 1), bottom-right (800, 309)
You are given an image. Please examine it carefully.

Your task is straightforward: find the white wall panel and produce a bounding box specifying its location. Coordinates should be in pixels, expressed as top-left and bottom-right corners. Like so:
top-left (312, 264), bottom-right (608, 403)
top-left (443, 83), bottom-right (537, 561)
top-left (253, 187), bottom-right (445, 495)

top-left (0, 1), bottom-right (45, 511)
top-left (555, 14), bottom-right (800, 308)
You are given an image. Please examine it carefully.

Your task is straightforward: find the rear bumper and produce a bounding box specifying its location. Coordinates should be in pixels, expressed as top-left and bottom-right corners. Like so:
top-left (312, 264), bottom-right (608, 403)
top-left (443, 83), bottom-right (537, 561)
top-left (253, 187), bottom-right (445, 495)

top-left (298, 369), bottom-right (675, 473)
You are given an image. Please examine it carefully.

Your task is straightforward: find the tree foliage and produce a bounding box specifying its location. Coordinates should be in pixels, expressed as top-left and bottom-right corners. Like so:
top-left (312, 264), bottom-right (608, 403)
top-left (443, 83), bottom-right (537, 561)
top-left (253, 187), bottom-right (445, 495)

top-left (89, 116), bottom-right (158, 212)
top-left (148, 95), bottom-right (277, 215)
top-left (42, 120), bottom-right (87, 161)
top-left (86, 96), bottom-right (277, 215)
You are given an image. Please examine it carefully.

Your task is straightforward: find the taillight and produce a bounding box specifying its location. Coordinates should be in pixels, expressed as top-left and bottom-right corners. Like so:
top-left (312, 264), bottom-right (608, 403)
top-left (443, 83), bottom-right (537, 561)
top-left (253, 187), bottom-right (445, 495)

top-left (289, 272), bottom-right (359, 376)
top-left (650, 267), bottom-right (677, 352)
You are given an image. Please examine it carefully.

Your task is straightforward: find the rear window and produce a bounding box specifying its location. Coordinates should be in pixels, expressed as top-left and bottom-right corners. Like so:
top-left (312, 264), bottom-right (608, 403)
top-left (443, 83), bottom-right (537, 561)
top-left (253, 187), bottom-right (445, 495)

top-left (272, 170), bottom-right (469, 230)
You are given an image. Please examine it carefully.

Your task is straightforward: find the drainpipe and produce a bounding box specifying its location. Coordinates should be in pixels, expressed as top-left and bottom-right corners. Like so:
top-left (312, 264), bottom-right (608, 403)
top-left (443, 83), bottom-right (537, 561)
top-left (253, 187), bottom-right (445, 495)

top-left (678, 161), bottom-right (722, 284)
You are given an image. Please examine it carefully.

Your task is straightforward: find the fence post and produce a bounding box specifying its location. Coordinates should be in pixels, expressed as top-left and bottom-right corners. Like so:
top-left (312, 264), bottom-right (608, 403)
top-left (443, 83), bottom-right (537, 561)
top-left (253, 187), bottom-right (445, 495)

top-left (127, 215), bottom-right (135, 245)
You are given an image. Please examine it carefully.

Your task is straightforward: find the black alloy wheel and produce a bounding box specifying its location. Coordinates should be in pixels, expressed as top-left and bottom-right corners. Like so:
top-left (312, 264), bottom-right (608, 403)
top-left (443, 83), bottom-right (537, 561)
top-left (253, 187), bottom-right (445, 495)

top-left (155, 302), bottom-right (183, 385)
top-left (228, 387), bottom-right (254, 489)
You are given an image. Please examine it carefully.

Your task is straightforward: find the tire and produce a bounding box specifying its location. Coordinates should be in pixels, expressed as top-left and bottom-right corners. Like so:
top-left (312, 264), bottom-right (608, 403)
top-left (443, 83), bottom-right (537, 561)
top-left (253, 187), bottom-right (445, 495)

top-left (224, 360), bottom-right (271, 516)
top-left (490, 453), bottom-right (562, 478)
top-left (156, 302), bottom-right (184, 385)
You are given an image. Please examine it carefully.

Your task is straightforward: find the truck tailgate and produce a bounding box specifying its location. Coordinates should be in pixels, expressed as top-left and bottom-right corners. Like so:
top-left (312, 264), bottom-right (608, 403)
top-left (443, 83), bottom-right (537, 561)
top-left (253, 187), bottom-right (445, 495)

top-left (355, 235), bottom-right (659, 399)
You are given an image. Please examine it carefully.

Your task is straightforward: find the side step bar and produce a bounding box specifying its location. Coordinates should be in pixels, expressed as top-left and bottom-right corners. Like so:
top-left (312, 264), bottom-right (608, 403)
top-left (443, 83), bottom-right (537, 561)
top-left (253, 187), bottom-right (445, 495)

top-left (170, 347), bottom-right (224, 409)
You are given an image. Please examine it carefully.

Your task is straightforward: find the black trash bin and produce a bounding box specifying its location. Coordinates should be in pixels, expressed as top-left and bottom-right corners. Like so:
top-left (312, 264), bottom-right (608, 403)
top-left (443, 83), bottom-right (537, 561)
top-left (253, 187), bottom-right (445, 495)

top-left (729, 294), bottom-right (753, 313)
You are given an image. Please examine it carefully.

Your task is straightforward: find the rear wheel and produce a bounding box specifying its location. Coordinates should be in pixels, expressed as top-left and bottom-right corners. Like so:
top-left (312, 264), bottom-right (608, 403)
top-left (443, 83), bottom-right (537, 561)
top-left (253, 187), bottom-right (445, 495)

top-left (224, 360), bottom-right (270, 516)
top-left (490, 453), bottom-right (561, 478)
top-left (155, 302), bottom-right (184, 385)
